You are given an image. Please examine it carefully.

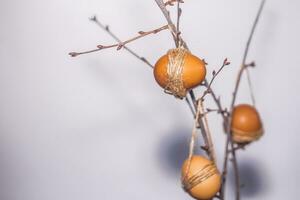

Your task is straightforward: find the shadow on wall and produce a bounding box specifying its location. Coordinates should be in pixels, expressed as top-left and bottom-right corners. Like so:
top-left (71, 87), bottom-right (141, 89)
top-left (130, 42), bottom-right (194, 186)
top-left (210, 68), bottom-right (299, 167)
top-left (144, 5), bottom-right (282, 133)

top-left (156, 127), bottom-right (206, 176)
top-left (0, 141), bottom-right (19, 200)
top-left (228, 157), bottom-right (270, 198)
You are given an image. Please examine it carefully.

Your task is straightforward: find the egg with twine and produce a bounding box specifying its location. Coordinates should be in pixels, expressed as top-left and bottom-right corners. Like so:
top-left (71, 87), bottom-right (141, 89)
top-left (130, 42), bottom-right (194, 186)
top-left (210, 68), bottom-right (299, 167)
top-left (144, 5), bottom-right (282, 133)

top-left (231, 104), bottom-right (264, 144)
top-left (154, 48), bottom-right (206, 99)
top-left (181, 155), bottom-right (221, 200)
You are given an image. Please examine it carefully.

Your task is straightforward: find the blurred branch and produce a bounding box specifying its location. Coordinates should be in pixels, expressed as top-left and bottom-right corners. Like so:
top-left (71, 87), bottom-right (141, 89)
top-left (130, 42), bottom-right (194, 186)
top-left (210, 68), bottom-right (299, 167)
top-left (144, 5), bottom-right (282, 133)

top-left (246, 68), bottom-right (256, 106)
top-left (176, 0), bottom-right (182, 47)
top-left (200, 58), bottom-right (230, 101)
top-left (221, 1), bottom-right (266, 199)
top-left (165, 0), bottom-right (184, 7)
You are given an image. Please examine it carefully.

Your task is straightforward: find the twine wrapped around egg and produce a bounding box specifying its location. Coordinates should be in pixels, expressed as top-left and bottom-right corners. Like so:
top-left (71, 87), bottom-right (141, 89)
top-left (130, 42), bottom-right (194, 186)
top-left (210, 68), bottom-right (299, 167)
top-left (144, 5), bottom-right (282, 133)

top-left (182, 162), bottom-right (219, 192)
top-left (232, 127), bottom-right (264, 143)
top-left (231, 104), bottom-right (264, 144)
top-left (164, 48), bottom-right (189, 99)
top-left (181, 155), bottom-right (221, 200)
top-left (154, 48), bottom-right (206, 99)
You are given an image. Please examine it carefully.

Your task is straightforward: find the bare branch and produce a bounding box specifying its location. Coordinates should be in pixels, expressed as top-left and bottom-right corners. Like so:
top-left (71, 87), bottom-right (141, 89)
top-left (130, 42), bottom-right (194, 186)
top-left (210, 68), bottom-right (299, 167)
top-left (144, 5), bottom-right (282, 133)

top-left (199, 100), bottom-right (216, 163)
top-left (176, 0), bottom-right (182, 47)
top-left (200, 58), bottom-right (230, 100)
top-left (221, 1), bottom-right (266, 199)
top-left (245, 68), bottom-right (256, 106)
top-left (185, 97), bottom-right (196, 117)
top-left (69, 24), bottom-right (168, 57)
top-left (89, 16), bottom-right (154, 68)
top-left (231, 0), bottom-right (266, 108)
top-left (165, 0), bottom-right (184, 6)
top-left (154, 0), bottom-right (188, 49)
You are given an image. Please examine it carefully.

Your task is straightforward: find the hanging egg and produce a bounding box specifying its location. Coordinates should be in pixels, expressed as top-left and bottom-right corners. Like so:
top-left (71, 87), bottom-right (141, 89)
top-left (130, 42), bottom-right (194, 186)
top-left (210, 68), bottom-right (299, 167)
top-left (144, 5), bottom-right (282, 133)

top-left (231, 104), bottom-right (263, 143)
top-left (154, 48), bottom-right (206, 98)
top-left (181, 155), bottom-right (221, 200)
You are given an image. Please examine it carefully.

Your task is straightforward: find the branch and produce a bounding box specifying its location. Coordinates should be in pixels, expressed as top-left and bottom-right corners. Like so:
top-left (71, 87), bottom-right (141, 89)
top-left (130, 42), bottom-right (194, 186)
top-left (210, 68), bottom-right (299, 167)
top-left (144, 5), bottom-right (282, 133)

top-left (188, 91), bottom-right (216, 162)
top-left (185, 98), bottom-right (216, 177)
top-left (185, 97), bottom-right (196, 117)
top-left (199, 100), bottom-right (216, 163)
top-left (88, 16), bottom-right (154, 68)
top-left (176, 0), bottom-right (182, 47)
top-left (154, 0), bottom-right (188, 48)
top-left (221, 1), bottom-right (266, 199)
top-left (245, 67), bottom-right (256, 106)
top-left (69, 24), bottom-right (169, 57)
top-left (165, 0), bottom-right (184, 6)
top-left (200, 58), bottom-right (230, 100)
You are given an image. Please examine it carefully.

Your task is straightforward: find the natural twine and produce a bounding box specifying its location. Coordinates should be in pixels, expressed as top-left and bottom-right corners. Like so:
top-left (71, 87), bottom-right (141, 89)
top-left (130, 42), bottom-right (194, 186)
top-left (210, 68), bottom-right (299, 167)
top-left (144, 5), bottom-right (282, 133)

top-left (181, 100), bottom-right (201, 186)
top-left (182, 163), bottom-right (218, 192)
top-left (164, 48), bottom-right (189, 99)
top-left (182, 100), bottom-right (218, 191)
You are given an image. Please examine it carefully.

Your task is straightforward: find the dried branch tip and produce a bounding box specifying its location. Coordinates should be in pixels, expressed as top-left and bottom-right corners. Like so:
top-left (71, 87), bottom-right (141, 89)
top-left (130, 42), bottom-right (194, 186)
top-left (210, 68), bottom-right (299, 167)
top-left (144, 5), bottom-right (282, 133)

top-left (69, 52), bottom-right (78, 57)
top-left (224, 58), bottom-right (231, 65)
top-left (89, 15), bottom-right (97, 21)
top-left (165, 0), bottom-right (184, 6)
top-left (245, 61), bottom-right (256, 68)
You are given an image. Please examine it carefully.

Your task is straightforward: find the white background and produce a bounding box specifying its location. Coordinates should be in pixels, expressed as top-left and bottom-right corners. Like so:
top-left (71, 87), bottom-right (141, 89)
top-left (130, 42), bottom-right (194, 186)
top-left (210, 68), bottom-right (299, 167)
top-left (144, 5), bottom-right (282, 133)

top-left (0, 0), bottom-right (299, 199)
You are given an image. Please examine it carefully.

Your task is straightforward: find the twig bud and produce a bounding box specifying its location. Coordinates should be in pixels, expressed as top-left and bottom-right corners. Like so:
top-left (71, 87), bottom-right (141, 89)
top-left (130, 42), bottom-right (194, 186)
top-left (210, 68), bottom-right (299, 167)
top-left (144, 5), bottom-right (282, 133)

top-left (248, 61), bottom-right (256, 67)
top-left (89, 15), bottom-right (97, 21)
top-left (117, 44), bottom-right (124, 50)
top-left (68, 52), bottom-right (78, 57)
top-left (224, 58), bottom-right (230, 65)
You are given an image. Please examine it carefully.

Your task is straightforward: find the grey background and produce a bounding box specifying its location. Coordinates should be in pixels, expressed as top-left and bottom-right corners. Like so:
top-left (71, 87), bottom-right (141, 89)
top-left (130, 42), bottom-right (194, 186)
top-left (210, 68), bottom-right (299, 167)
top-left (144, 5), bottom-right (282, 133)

top-left (0, 0), bottom-right (299, 199)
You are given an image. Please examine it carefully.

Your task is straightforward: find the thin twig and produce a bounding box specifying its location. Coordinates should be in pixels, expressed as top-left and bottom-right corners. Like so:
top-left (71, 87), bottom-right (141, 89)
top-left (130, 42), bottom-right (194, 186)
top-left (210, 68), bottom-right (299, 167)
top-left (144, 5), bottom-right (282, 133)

top-left (155, 0), bottom-right (188, 49)
top-left (69, 24), bottom-right (169, 57)
top-left (183, 99), bottom-right (203, 182)
top-left (176, 1), bottom-right (182, 47)
top-left (221, 1), bottom-right (266, 199)
top-left (199, 100), bottom-right (216, 163)
top-left (204, 81), bottom-right (228, 122)
top-left (185, 97), bottom-right (196, 117)
top-left (205, 108), bottom-right (228, 116)
top-left (89, 16), bottom-right (154, 68)
top-left (246, 68), bottom-right (256, 106)
top-left (230, 141), bottom-right (240, 199)
top-left (165, 0), bottom-right (184, 6)
top-left (188, 91), bottom-right (215, 162)
top-left (200, 58), bottom-right (230, 100)
top-left (231, 0), bottom-right (266, 107)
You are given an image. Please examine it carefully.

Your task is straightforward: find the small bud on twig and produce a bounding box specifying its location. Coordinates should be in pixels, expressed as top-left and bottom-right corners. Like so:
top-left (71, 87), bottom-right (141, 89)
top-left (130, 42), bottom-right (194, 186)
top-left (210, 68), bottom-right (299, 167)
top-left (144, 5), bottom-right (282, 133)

top-left (68, 52), bottom-right (78, 57)
top-left (117, 44), bottom-right (124, 50)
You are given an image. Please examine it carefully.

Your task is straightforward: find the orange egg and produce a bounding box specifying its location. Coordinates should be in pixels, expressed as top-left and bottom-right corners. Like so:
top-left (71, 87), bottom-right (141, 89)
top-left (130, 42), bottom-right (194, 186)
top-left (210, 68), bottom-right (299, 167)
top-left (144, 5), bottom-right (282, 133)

top-left (181, 155), bottom-right (221, 200)
top-left (231, 104), bottom-right (263, 143)
top-left (154, 48), bottom-right (206, 98)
